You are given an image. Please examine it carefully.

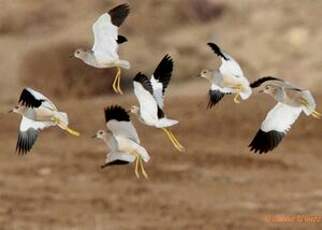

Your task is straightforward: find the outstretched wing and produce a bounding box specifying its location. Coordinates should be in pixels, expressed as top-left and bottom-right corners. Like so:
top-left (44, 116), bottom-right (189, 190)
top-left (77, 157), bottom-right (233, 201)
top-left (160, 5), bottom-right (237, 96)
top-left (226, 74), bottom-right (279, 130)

top-left (105, 105), bottom-right (140, 143)
top-left (208, 42), bottom-right (244, 78)
top-left (92, 5), bottom-right (129, 63)
top-left (101, 152), bottom-right (135, 168)
top-left (133, 73), bottom-right (159, 123)
top-left (108, 4), bottom-right (130, 27)
top-left (249, 103), bottom-right (302, 154)
top-left (16, 116), bottom-right (53, 154)
top-left (19, 88), bottom-right (57, 111)
top-left (150, 55), bottom-right (174, 109)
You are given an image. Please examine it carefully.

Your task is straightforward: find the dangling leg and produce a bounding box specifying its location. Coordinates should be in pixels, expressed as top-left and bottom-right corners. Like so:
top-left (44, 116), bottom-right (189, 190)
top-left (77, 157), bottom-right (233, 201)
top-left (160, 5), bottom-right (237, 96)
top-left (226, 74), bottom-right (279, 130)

top-left (234, 93), bottom-right (241, 104)
top-left (161, 128), bottom-right (183, 152)
top-left (134, 155), bottom-right (140, 179)
top-left (51, 117), bottom-right (80, 136)
top-left (112, 73), bottom-right (119, 94)
top-left (167, 129), bottom-right (185, 151)
top-left (139, 156), bottom-right (148, 179)
top-left (300, 98), bottom-right (321, 119)
top-left (312, 110), bottom-right (321, 119)
top-left (231, 84), bottom-right (242, 104)
top-left (116, 66), bottom-right (123, 95)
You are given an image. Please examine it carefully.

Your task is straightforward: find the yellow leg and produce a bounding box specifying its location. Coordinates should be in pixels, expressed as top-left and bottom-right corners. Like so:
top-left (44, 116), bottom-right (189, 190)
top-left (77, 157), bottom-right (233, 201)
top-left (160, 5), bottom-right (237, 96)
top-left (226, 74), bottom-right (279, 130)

top-left (112, 73), bottom-right (119, 94)
top-left (51, 117), bottom-right (80, 137)
top-left (167, 129), bottom-right (185, 151)
top-left (116, 67), bottom-right (123, 95)
top-left (134, 155), bottom-right (140, 179)
top-left (139, 157), bottom-right (148, 179)
top-left (162, 128), bottom-right (184, 152)
top-left (312, 110), bottom-right (321, 119)
top-left (300, 99), bottom-right (321, 119)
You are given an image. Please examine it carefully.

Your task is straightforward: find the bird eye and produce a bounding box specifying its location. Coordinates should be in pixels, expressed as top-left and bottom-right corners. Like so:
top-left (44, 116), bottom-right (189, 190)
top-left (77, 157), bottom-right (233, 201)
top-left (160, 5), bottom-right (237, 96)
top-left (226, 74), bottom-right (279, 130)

top-left (265, 86), bottom-right (270, 90)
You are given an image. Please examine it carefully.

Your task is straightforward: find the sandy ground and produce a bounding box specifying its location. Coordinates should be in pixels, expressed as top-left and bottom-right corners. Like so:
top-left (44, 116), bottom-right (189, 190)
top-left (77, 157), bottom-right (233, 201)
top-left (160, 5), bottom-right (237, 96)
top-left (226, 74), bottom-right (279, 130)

top-left (1, 0), bottom-right (322, 229)
top-left (0, 82), bottom-right (321, 229)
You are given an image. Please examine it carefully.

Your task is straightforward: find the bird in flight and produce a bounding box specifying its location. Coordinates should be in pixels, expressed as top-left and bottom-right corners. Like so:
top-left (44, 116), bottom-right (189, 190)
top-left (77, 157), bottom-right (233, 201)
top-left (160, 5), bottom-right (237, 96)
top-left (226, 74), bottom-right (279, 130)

top-left (249, 76), bottom-right (321, 154)
top-left (130, 55), bottom-right (185, 152)
top-left (92, 105), bottom-right (150, 179)
top-left (9, 88), bottom-right (80, 154)
top-left (199, 42), bottom-right (252, 108)
top-left (73, 4), bottom-right (130, 94)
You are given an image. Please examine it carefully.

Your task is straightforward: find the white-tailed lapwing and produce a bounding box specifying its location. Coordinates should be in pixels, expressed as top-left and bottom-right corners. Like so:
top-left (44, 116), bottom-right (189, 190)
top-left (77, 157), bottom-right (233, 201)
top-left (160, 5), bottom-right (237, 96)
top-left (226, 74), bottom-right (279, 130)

top-left (130, 55), bottom-right (185, 152)
top-left (199, 42), bottom-right (252, 108)
top-left (74, 4), bottom-right (130, 94)
top-left (249, 76), bottom-right (320, 154)
top-left (93, 105), bottom-right (150, 179)
top-left (9, 88), bottom-right (80, 154)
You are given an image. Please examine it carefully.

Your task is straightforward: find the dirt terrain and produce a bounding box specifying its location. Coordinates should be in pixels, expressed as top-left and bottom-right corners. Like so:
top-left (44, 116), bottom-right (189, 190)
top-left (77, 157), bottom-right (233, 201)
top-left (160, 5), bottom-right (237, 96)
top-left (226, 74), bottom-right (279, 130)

top-left (0, 0), bottom-right (322, 229)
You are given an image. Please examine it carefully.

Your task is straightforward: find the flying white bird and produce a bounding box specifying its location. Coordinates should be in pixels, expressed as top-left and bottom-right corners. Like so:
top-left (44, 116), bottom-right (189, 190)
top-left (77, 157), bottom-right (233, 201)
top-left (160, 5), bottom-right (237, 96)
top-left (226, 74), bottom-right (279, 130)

top-left (199, 42), bottom-right (252, 108)
top-left (130, 55), bottom-right (185, 152)
top-left (9, 88), bottom-right (80, 154)
top-left (249, 76), bottom-right (321, 154)
top-left (93, 105), bottom-right (150, 179)
top-left (74, 4), bottom-right (130, 94)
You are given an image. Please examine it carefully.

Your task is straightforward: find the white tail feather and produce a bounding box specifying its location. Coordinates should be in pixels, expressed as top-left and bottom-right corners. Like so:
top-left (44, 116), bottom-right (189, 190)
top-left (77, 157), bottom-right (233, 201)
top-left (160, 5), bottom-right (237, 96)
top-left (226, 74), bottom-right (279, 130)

top-left (117, 60), bottom-right (130, 69)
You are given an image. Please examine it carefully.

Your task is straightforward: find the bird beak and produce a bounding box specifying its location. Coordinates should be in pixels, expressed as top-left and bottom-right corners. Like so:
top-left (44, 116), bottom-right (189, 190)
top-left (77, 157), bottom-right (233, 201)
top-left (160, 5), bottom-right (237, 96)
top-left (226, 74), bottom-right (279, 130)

top-left (126, 109), bottom-right (131, 113)
top-left (91, 134), bottom-right (97, 139)
top-left (8, 109), bottom-right (13, 113)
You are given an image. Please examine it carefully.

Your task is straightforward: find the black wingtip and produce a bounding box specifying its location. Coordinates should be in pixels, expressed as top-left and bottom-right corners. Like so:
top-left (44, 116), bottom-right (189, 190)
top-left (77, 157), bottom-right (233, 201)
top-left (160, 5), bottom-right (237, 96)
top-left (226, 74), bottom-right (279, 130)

top-left (104, 105), bottom-right (130, 123)
top-left (207, 42), bottom-right (229, 61)
top-left (207, 90), bottom-right (226, 109)
top-left (117, 35), bottom-right (128, 44)
top-left (109, 4), bottom-right (130, 27)
top-left (101, 160), bottom-right (130, 168)
top-left (133, 72), bottom-right (154, 94)
top-left (16, 129), bottom-right (39, 155)
top-left (250, 76), bottom-right (282, 88)
top-left (18, 89), bottom-right (44, 108)
top-left (249, 129), bottom-right (285, 154)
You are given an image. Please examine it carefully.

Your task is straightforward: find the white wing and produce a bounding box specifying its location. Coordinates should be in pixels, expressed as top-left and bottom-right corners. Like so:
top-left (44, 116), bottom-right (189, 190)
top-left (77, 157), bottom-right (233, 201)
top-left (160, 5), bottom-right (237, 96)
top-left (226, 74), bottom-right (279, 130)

top-left (107, 120), bottom-right (140, 144)
top-left (92, 13), bottom-right (119, 63)
top-left (261, 103), bottom-right (302, 133)
top-left (133, 73), bottom-right (159, 124)
top-left (105, 105), bottom-right (140, 143)
top-left (16, 116), bottom-right (54, 154)
top-left (219, 53), bottom-right (244, 78)
top-left (249, 103), bottom-right (303, 154)
top-left (23, 88), bottom-right (57, 111)
top-left (150, 55), bottom-right (173, 109)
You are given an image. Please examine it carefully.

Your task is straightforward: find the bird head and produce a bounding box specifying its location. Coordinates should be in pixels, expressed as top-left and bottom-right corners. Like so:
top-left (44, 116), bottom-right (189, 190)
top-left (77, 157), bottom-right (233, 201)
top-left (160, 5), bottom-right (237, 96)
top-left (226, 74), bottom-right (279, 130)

top-left (8, 105), bottom-right (24, 114)
top-left (199, 69), bottom-right (212, 81)
top-left (259, 84), bottom-right (280, 95)
top-left (129, 105), bottom-right (139, 115)
top-left (92, 130), bottom-right (107, 140)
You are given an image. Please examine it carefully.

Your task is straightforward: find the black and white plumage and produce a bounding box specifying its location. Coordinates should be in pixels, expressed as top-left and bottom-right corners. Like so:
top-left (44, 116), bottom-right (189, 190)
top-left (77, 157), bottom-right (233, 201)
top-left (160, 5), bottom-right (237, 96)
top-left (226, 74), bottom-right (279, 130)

top-left (94, 105), bottom-right (150, 178)
top-left (74, 4), bottom-right (130, 94)
top-left (249, 76), bottom-right (321, 154)
top-left (249, 103), bottom-right (301, 154)
top-left (11, 88), bottom-right (79, 154)
top-left (131, 55), bottom-right (185, 152)
top-left (200, 42), bottom-right (252, 107)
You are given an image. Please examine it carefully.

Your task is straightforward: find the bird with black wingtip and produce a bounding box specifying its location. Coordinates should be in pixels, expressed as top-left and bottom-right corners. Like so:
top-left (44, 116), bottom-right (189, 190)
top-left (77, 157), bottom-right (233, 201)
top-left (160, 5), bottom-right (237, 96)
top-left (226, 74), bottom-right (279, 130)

top-left (73, 4), bottom-right (130, 94)
top-left (9, 88), bottom-right (80, 154)
top-left (199, 42), bottom-right (252, 108)
top-left (92, 105), bottom-right (150, 179)
top-left (130, 55), bottom-right (185, 152)
top-left (249, 76), bottom-right (321, 154)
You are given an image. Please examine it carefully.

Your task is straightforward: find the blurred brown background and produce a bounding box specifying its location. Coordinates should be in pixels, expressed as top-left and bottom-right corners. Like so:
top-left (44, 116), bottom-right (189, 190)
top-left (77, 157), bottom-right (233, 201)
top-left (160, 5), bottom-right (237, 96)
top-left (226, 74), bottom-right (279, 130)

top-left (0, 0), bottom-right (322, 229)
